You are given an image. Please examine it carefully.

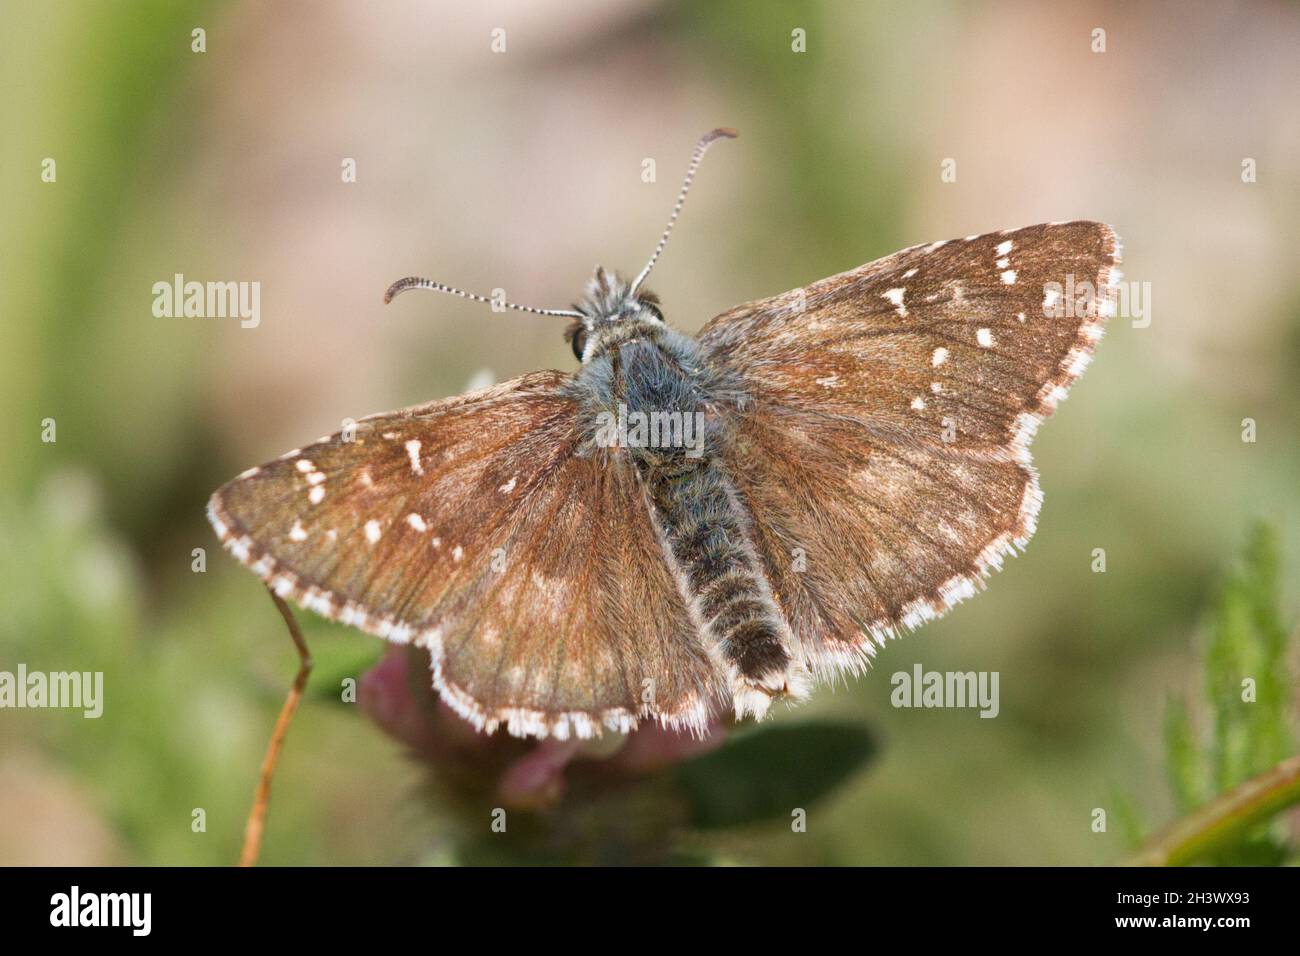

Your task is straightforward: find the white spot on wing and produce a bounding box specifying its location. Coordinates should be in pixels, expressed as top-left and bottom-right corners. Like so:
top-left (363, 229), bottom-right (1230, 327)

top-left (882, 287), bottom-right (907, 316)
top-left (289, 520), bottom-right (307, 542)
top-left (308, 486), bottom-right (325, 505)
top-left (931, 347), bottom-right (949, 367)
top-left (452, 545), bottom-right (463, 562)
top-left (229, 536), bottom-right (251, 562)
top-left (1000, 270), bottom-right (1017, 285)
top-left (406, 513), bottom-right (427, 532)
top-left (405, 439), bottom-right (423, 475)
top-left (296, 460), bottom-right (314, 473)
top-left (365, 519), bottom-right (382, 544)
top-left (498, 476), bottom-right (517, 494)
top-left (976, 328), bottom-right (995, 348)
top-left (996, 239), bottom-right (1013, 256)
top-left (910, 396), bottom-right (926, 411)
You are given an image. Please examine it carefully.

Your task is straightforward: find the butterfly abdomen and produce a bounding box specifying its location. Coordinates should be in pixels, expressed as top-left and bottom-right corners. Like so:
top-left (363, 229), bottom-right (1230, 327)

top-left (643, 460), bottom-right (805, 718)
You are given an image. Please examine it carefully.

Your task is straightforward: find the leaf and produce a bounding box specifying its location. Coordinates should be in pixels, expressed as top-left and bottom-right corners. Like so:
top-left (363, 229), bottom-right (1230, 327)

top-left (1130, 753), bottom-right (1300, 866)
top-left (1163, 697), bottom-right (1205, 814)
top-left (675, 721), bottom-right (875, 829)
top-left (1109, 787), bottom-right (1148, 851)
top-left (1207, 523), bottom-right (1292, 794)
top-left (303, 636), bottom-right (383, 705)
top-left (1138, 521), bottom-right (1298, 865)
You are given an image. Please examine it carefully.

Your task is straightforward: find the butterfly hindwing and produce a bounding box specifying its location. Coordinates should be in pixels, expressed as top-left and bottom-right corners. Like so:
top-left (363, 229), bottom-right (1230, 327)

top-left (209, 371), bottom-right (722, 738)
top-left (699, 221), bottom-right (1120, 673)
top-left (715, 405), bottom-right (1039, 677)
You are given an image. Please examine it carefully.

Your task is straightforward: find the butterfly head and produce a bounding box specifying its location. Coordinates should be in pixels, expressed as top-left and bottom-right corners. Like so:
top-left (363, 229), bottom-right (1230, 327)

top-left (564, 267), bottom-right (665, 363)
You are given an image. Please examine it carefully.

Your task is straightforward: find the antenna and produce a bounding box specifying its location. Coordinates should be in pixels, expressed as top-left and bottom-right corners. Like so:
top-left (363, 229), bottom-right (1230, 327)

top-left (630, 127), bottom-right (737, 294)
top-left (382, 277), bottom-right (584, 319)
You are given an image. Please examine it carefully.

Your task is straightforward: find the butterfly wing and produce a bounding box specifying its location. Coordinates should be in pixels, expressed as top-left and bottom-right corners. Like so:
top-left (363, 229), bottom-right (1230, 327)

top-left (697, 221), bottom-right (1120, 675)
top-left (209, 371), bottom-right (722, 738)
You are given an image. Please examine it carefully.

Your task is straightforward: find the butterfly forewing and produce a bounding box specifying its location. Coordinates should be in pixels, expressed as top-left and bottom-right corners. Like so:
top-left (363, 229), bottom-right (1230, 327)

top-left (700, 221), bottom-right (1119, 455)
top-left (700, 221), bottom-right (1120, 673)
top-left (209, 371), bottom-right (723, 738)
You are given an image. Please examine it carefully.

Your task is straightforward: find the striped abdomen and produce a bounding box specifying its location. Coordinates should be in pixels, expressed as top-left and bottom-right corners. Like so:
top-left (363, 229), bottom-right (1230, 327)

top-left (642, 459), bottom-right (805, 717)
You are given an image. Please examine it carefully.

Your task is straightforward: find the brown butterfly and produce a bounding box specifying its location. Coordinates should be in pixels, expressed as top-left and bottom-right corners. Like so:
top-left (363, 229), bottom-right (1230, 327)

top-left (209, 128), bottom-right (1120, 742)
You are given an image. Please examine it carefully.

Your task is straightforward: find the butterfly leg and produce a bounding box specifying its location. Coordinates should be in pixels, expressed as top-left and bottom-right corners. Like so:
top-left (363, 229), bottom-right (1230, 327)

top-left (239, 586), bottom-right (314, 867)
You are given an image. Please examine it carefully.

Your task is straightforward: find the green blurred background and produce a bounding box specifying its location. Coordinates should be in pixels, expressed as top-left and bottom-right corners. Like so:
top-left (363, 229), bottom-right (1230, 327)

top-left (2, 0), bottom-right (1298, 865)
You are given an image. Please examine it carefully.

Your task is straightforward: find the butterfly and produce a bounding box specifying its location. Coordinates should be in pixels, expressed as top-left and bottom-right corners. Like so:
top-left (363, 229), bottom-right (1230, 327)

top-left (209, 128), bottom-right (1120, 741)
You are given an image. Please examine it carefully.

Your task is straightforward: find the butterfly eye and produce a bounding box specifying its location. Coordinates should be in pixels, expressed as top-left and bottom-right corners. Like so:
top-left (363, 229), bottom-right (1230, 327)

top-left (636, 291), bottom-right (664, 323)
top-left (569, 326), bottom-right (588, 361)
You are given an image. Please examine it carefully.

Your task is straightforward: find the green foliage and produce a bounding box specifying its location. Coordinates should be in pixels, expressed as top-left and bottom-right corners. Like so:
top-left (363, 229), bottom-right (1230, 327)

top-left (0, 471), bottom-right (253, 865)
top-left (306, 639), bottom-right (384, 706)
top-left (1206, 525), bottom-right (1291, 789)
top-left (675, 722), bottom-right (875, 829)
top-left (1109, 787), bottom-right (1147, 851)
top-left (1163, 698), bottom-right (1207, 815)
top-left (1156, 522), bottom-right (1297, 865)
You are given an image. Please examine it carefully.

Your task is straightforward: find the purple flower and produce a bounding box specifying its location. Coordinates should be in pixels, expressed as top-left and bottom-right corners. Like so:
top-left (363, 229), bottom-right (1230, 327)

top-left (359, 647), bottom-right (725, 808)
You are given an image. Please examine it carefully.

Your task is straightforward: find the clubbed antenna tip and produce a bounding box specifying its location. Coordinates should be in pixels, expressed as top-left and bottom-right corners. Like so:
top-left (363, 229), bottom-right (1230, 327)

top-left (382, 276), bottom-right (583, 319)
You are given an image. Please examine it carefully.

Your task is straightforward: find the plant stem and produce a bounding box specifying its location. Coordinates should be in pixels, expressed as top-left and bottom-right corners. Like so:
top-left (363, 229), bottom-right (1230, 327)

top-left (1126, 752), bottom-right (1300, 866)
